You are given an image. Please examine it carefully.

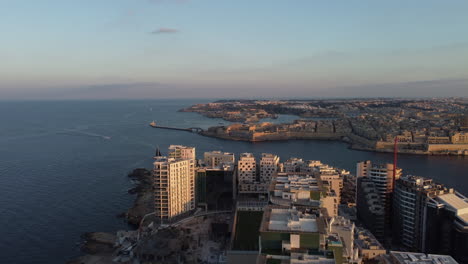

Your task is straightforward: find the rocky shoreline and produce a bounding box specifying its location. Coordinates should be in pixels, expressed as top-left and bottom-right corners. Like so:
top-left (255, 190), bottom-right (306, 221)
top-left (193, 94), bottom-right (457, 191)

top-left (67, 168), bottom-right (153, 264)
top-left (124, 168), bottom-right (154, 226)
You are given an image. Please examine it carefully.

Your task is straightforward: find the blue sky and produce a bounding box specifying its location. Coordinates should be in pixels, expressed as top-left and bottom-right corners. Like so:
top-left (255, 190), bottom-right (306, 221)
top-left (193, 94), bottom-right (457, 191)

top-left (1, 0), bottom-right (467, 99)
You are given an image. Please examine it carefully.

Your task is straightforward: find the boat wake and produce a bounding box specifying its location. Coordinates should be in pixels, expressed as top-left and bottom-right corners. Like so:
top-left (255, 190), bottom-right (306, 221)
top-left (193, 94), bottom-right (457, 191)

top-left (62, 129), bottom-right (112, 140)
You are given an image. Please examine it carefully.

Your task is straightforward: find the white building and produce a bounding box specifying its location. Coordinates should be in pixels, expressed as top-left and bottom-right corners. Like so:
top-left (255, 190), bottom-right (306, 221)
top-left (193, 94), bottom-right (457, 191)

top-left (168, 145), bottom-right (196, 160)
top-left (153, 156), bottom-right (195, 222)
top-left (238, 153), bottom-right (257, 182)
top-left (259, 153), bottom-right (280, 182)
top-left (315, 164), bottom-right (344, 203)
top-left (270, 172), bottom-right (338, 217)
top-left (203, 151), bottom-right (235, 168)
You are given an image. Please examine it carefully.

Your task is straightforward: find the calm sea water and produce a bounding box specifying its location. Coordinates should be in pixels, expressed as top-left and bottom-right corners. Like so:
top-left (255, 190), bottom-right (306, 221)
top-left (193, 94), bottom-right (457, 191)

top-left (0, 100), bottom-right (466, 264)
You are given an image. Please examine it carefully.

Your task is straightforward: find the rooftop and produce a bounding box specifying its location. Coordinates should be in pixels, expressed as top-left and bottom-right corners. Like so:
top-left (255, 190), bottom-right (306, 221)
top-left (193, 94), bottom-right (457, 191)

top-left (262, 153), bottom-right (279, 158)
top-left (267, 208), bottom-right (318, 233)
top-left (437, 192), bottom-right (468, 224)
top-left (168, 145), bottom-right (193, 149)
top-left (354, 228), bottom-right (384, 250)
top-left (273, 174), bottom-right (320, 193)
top-left (260, 206), bottom-right (326, 234)
top-left (390, 251), bottom-right (458, 264)
top-left (204, 150), bottom-right (234, 155)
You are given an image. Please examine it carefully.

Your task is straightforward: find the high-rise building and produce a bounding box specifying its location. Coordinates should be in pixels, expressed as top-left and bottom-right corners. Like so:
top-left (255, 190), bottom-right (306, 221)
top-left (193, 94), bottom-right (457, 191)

top-left (393, 175), bottom-right (468, 263)
top-left (168, 145), bottom-right (196, 160)
top-left (356, 177), bottom-right (385, 242)
top-left (153, 147), bottom-right (196, 223)
top-left (203, 151), bottom-right (235, 168)
top-left (237, 153), bottom-right (268, 194)
top-left (356, 161), bottom-right (401, 240)
top-left (392, 175), bottom-right (447, 251)
top-left (259, 153), bottom-right (279, 182)
top-left (425, 192), bottom-right (468, 263)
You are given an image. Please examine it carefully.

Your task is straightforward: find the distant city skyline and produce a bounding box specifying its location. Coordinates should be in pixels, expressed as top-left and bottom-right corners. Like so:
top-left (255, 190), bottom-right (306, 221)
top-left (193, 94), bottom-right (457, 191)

top-left (1, 0), bottom-right (468, 99)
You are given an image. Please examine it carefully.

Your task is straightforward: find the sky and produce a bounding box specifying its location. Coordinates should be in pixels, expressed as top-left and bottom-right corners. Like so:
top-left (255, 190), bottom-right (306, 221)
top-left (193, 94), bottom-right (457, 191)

top-left (1, 0), bottom-right (468, 99)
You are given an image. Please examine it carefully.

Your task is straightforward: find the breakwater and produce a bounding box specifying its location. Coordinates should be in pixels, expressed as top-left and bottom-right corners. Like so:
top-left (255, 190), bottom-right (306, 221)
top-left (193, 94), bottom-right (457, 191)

top-left (150, 124), bottom-right (204, 133)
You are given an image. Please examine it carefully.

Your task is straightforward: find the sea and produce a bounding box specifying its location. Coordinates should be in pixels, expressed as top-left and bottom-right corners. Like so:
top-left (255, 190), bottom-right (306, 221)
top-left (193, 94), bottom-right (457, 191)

top-left (0, 99), bottom-right (466, 264)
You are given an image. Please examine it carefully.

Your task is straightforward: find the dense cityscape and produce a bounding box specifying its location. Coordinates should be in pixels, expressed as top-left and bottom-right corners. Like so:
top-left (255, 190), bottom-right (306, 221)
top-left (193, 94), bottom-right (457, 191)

top-left (72, 144), bottom-right (467, 264)
top-left (183, 98), bottom-right (468, 155)
top-left (3, 1), bottom-right (468, 264)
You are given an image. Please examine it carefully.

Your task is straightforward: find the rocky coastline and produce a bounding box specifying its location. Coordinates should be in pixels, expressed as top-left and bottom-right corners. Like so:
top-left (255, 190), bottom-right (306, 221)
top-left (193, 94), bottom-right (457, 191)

top-left (67, 168), bottom-right (153, 264)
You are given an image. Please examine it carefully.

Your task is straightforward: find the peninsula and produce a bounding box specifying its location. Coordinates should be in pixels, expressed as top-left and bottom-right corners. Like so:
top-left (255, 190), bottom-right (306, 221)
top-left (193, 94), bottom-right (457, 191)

top-left (182, 98), bottom-right (468, 156)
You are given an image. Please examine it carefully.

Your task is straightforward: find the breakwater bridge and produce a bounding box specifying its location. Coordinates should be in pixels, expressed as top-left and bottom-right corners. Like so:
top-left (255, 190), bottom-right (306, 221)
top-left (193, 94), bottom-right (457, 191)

top-left (149, 121), bottom-right (204, 133)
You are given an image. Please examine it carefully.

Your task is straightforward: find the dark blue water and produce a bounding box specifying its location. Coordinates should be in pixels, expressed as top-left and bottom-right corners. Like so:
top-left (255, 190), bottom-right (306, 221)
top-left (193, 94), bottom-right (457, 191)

top-left (0, 100), bottom-right (466, 264)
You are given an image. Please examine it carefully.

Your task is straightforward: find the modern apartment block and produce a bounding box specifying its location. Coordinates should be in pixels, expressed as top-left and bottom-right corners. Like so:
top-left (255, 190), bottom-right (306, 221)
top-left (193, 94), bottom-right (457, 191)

top-left (153, 146), bottom-right (196, 223)
top-left (238, 153), bottom-right (257, 182)
top-left (203, 150), bottom-right (235, 168)
top-left (356, 177), bottom-right (385, 242)
top-left (237, 153), bottom-right (270, 194)
top-left (356, 161), bottom-right (401, 240)
top-left (425, 192), bottom-right (468, 263)
top-left (259, 153), bottom-right (280, 182)
top-left (392, 175), bottom-right (446, 251)
top-left (393, 175), bottom-right (467, 263)
top-left (168, 145), bottom-right (196, 160)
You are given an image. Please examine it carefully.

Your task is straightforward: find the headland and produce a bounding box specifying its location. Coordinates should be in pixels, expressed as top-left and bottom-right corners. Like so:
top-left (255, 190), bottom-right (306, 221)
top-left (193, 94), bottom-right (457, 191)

top-left (181, 99), bottom-right (468, 156)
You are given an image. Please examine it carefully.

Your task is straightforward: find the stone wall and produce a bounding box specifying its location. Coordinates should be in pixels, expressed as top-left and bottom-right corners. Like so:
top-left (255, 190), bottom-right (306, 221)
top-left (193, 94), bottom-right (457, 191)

top-left (427, 144), bottom-right (468, 152)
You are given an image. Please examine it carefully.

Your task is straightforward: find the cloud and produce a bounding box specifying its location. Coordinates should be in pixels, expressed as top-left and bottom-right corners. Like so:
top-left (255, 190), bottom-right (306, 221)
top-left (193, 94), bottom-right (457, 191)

top-left (150, 27), bottom-right (179, 34)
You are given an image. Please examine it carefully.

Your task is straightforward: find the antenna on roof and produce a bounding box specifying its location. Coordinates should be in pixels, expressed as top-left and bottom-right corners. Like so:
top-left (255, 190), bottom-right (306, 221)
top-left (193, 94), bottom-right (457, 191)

top-left (155, 146), bottom-right (162, 157)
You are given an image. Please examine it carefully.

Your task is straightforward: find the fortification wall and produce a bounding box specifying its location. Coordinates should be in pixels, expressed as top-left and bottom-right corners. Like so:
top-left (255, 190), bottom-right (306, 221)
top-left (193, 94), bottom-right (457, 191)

top-left (427, 144), bottom-right (468, 152)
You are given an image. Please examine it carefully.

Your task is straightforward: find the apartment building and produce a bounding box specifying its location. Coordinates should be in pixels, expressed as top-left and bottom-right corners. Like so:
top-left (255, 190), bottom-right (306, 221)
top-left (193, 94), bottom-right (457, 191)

top-left (168, 145), bottom-right (196, 160)
top-left (153, 156), bottom-right (196, 223)
top-left (259, 153), bottom-right (280, 182)
top-left (203, 150), bottom-right (235, 167)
